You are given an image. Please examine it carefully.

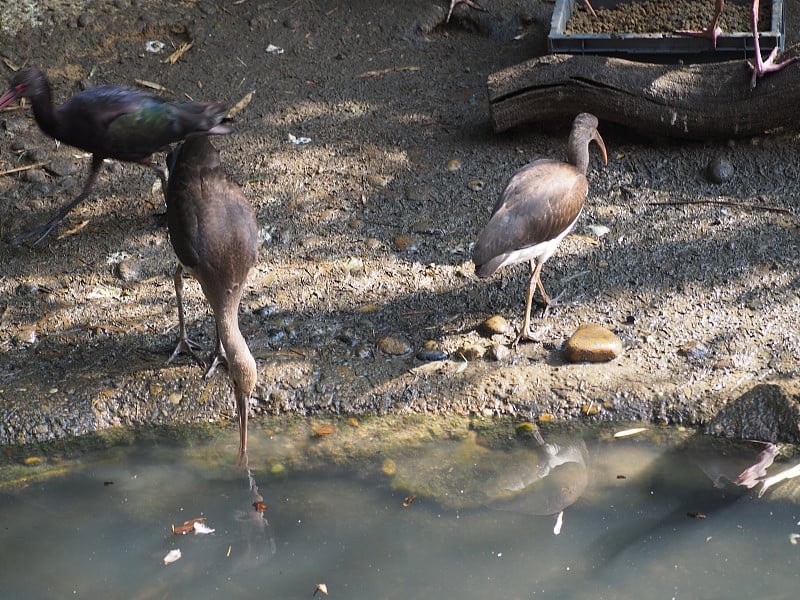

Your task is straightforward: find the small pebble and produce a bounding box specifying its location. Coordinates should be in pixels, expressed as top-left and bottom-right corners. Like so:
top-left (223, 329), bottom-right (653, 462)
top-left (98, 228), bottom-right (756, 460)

top-left (393, 234), bottom-right (417, 252)
top-left (283, 18), bottom-right (301, 30)
top-left (416, 340), bottom-right (447, 361)
top-left (354, 344), bottom-right (373, 359)
top-left (679, 339), bottom-right (709, 360)
top-left (467, 178), bottom-right (485, 191)
top-left (378, 335), bottom-right (412, 356)
top-left (410, 219), bottom-right (438, 234)
top-left (364, 237), bottom-right (383, 250)
top-left (77, 13), bottom-right (94, 27)
top-left (706, 156), bottom-right (733, 183)
top-left (456, 342), bottom-right (485, 361)
top-left (487, 342), bottom-right (510, 361)
top-left (562, 323), bottom-right (622, 363)
top-left (478, 314), bottom-right (510, 337)
top-left (45, 158), bottom-right (78, 177)
top-left (445, 158), bottom-right (462, 172)
top-left (115, 259), bottom-right (140, 282)
top-left (24, 169), bottom-right (48, 185)
top-left (15, 328), bottom-right (38, 345)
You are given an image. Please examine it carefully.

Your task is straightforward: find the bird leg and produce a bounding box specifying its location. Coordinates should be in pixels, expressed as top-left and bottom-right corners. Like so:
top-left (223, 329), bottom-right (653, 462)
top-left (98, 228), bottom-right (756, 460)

top-left (748, 0), bottom-right (797, 88)
top-left (203, 332), bottom-right (228, 379)
top-left (167, 264), bottom-right (205, 366)
top-left (513, 260), bottom-right (552, 346)
top-left (675, 0), bottom-right (724, 49)
top-left (11, 154), bottom-right (105, 245)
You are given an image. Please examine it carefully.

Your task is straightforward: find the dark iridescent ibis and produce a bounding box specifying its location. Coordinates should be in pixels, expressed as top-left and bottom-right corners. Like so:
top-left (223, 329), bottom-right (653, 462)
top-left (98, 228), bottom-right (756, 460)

top-left (472, 113), bottom-right (607, 345)
top-left (0, 67), bottom-right (231, 244)
top-left (675, 0), bottom-right (797, 87)
top-left (165, 136), bottom-right (259, 463)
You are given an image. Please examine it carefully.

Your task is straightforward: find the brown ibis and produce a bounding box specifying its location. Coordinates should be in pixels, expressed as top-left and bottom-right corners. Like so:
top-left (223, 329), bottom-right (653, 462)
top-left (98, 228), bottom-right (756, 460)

top-left (0, 67), bottom-right (231, 244)
top-left (675, 0), bottom-right (796, 87)
top-left (165, 136), bottom-right (259, 463)
top-left (472, 113), bottom-right (607, 345)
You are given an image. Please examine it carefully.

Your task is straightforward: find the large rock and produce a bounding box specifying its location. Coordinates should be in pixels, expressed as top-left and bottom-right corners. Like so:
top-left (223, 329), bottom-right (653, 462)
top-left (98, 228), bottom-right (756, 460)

top-left (562, 323), bottom-right (622, 363)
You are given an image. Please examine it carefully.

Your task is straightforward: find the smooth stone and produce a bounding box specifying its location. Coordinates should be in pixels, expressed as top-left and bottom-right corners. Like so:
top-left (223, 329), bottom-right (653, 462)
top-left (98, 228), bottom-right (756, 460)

top-left (378, 335), bottom-right (412, 356)
top-left (478, 314), bottom-right (510, 337)
top-left (487, 342), bottom-right (510, 361)
top-left (562, 323), bottom-right (622, 363)
top-left (393, 235), bottom-right (417, 252)
top-left (416, 340), bottom-right (447, 361)
top-left (45, 158), bottom-right (78, 177)
top-left (23, 169), bottom-right (48, 185)
top-left (77, 13), bottom-right (95, 27)
top-left (706, 156), bottom-right (733, 183)
top-left (456, 342), bottom-right (485, 361)
top-left (115, 259), bottom-right (140, 282)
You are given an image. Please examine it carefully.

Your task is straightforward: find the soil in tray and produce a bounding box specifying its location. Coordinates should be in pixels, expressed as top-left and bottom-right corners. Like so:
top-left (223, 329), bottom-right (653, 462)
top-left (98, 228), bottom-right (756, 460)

top-left (566, 0), bottom-right (771, 35)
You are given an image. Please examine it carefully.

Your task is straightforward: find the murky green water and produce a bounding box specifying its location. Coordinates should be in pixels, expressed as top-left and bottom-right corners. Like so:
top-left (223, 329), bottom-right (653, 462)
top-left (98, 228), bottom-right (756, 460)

top-left (1, 422), bottom-right (799, 599)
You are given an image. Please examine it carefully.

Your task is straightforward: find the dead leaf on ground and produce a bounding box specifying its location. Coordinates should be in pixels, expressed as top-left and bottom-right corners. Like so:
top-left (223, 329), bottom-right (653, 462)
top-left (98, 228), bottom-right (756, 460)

top-left (226, 90), bottom-right (255, 119)
top-left (57, 220), bottom-right (90, 239)
top-left (312, 424), bottom-right (335, 436)
top-left (163, 40), bottom-right (194, 65)
top-left (358, 65), bottom-right (420, 78)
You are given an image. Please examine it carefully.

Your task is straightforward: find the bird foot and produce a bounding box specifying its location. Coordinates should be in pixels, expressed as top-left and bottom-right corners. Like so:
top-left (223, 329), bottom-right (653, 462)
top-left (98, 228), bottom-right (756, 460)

top-left (748, 47), bottom-right (798, 88)
top-left (203, 350), bottom-right (228, 379)
top-left (674, 26), bottom-right (722, 50)
top-left (446, 0), bottom-right (486, 23)
top-left (512, 324), bottom-right (551, 347)
top-left (536, 290), bottom-right (568, 318)
top-left (167, 337), bottom-right (205, 367)
top-left (11, 219), bottom-right (63, 246)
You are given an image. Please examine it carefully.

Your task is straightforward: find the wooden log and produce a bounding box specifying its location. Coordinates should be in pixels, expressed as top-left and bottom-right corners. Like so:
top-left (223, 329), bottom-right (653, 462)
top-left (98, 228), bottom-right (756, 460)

top-left (487, 45), bottom-right (800, 140)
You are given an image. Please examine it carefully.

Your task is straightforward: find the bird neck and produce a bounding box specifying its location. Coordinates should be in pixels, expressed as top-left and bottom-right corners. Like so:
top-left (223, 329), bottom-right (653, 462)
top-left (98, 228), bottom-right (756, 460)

top-left (27, 82), bottom-right (61, 139)
top-left (567, 136), bottom-right (591, 175)
top-left (216, 307), bottom-right (257, 394)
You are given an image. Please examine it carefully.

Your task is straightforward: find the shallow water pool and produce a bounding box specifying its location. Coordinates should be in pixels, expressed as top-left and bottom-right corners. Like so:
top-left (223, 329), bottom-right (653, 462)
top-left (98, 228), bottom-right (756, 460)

top-left (1, 422), bottom-right (798, 599)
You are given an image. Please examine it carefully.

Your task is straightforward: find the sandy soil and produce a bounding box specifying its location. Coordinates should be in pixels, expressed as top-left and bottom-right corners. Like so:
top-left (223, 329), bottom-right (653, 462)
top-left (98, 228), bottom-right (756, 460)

top-left (0, 0), bottom-right (799, 448)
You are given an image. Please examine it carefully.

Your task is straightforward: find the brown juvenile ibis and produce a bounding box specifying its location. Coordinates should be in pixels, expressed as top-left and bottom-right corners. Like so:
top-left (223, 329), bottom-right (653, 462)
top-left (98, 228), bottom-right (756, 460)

top-left (675, 0), bottom-right (796, 87)
top-left (165, 136), bottom-right (259, 463)
top-left (472, 112), bottom-right (607, 345)
top-left (0, 67), bottom-right (231, 244)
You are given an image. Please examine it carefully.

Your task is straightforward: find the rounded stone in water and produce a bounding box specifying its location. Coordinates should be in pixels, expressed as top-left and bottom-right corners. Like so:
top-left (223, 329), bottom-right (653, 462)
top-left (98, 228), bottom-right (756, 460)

top-left (706, 156), bottom-right (733, 183)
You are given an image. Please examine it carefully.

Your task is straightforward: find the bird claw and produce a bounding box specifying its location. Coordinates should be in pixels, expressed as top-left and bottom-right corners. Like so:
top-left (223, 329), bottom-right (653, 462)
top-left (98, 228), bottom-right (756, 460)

top-left (674, 26), bottom-right (723, 49)
top-left (748, 48), bottom-right (798, 88)
top-left (203, 350), bottom-right (228, 379)
top-left (167, 337), bottom-right (205, 367)
top-left (536, 290), bottom-right (568, 318)
top-left (512, 324), bottom-right (551, 347)
top-left (10, 220), bottom-right (61, 246)
top-left (446, 0), bottom-right (486, 23)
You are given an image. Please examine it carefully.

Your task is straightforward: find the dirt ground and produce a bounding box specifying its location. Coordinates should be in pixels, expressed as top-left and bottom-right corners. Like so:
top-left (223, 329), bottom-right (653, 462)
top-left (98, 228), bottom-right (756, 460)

top-left (0, 0), bottom-right (799, 448)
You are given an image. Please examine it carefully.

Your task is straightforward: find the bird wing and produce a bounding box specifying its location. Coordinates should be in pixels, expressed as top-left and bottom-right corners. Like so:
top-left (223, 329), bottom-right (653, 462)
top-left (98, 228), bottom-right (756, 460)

top-left (65, 87), bottom-right (227, 160)
top-left (59, 86), bottom-right (171, 158)
top-left (473, 160), bottom-right (587, 275)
